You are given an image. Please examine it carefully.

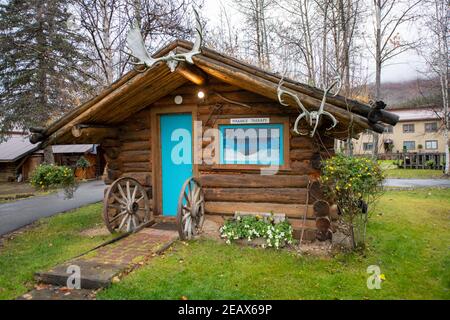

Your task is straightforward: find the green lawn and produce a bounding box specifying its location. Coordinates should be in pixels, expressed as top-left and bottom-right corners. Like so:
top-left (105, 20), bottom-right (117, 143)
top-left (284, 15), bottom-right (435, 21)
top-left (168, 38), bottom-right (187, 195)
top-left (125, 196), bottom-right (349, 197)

top-left (384, 168), bottom-right (447, 179)
top-left (379, 160), bottom-right (447, 179)
top-left (0, 203), bottom-right (113, 300)
top-left (98, 189), bottom-right (450, 300)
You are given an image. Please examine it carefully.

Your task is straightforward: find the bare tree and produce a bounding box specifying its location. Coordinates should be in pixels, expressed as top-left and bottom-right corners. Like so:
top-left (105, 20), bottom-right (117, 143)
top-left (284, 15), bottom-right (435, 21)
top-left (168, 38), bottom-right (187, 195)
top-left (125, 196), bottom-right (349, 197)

top-left (232, 0), bottom-right (273, 69)
top-left (370, 0), bottom-right (423, 158)
top-left (276, 0), bottom-right (319, 85)
top-left (205, 1), bottom-right (240, 57)
top-left (419, 0), bottom-right (449, 174)
top-left (74, 0), bottom-right (193, 87)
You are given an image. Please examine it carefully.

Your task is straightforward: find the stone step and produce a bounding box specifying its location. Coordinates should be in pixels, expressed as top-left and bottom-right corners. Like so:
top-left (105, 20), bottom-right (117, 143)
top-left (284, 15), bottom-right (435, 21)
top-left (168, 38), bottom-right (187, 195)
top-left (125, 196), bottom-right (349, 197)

top-left (18, 285), bottom-right (94, 300)
top-left (35, 260), bottom-right (127, 289)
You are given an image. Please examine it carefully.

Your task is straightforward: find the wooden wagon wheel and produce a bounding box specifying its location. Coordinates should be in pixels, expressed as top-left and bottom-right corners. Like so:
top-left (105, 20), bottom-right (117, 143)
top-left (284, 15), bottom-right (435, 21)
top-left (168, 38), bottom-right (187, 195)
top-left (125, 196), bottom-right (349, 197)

top-left (177, 177), bottom-right (205, 240)
top-left (103, 177), bottom-right (151, 233)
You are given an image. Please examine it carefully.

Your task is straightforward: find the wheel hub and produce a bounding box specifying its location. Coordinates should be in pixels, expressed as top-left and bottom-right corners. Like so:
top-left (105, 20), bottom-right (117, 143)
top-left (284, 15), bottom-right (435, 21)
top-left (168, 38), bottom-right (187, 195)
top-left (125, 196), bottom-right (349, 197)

top-left (127, 202), bottom-right (139, 214)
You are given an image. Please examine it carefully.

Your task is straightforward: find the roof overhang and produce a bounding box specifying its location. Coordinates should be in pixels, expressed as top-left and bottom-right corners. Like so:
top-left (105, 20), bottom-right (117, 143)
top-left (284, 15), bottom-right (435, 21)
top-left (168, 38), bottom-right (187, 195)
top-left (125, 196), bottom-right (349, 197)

top-left (30, 40), bottom-right (400, 146)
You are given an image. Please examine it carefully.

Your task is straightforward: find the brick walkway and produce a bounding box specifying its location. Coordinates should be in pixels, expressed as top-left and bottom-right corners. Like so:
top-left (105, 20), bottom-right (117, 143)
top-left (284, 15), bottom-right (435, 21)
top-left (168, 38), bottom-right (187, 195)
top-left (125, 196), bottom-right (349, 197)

top-left (81, 227), bottom-right (177, 266)
top-left (22, 224), bottom-right (178, 300)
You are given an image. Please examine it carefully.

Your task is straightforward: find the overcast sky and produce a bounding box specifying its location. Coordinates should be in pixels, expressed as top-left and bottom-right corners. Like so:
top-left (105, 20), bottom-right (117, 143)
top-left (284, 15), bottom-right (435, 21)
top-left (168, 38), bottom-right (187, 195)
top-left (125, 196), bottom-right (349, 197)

top-left (203, 0), bottom-right (427, 84)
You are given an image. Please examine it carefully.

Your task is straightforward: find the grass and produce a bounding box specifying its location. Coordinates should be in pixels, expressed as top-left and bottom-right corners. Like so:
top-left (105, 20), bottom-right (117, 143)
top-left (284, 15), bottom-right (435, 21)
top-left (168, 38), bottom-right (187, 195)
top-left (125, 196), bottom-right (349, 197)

top-left (98, 189), bottom-right (450, 300)
top-left (379, 160), bottom-right (447, 179)
top-left (0, 203), bottom-right (112, 300)
top-left (384, 169), bottom-right (447, 179)
top-left (0, 182), bottom-right (36, 196)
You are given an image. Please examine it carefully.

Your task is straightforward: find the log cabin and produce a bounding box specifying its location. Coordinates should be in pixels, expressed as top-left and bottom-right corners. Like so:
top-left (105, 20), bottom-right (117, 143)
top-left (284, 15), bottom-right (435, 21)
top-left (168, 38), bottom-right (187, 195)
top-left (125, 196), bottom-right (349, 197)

top-left (30, 40), bottom-right (399, 241)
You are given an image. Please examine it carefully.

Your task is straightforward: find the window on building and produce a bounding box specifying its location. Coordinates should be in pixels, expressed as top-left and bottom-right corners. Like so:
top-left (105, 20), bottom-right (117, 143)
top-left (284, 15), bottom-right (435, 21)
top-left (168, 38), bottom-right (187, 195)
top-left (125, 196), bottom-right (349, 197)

top-left (425, 122), bottom-right (438, 133)
top-left (363, 142), bottom-right (373, 151)
top-left (403, 124), bottom-right (415, 133)
top-left (403, 141), bottom-right (416, 151)
top-left (219, 124), bottom-right (284, 165)
top-left (384, 126), bottom-right (393, 133)
top-left (425, 140), bottom-right (438, 150)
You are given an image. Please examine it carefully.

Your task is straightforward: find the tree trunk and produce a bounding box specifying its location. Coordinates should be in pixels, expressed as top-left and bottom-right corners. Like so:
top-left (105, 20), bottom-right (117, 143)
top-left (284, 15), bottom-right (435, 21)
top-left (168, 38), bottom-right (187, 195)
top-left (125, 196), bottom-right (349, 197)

top-left (372, 0), bottom-right (382, 160)
top-left (43, 145), bottom-right (55, 164)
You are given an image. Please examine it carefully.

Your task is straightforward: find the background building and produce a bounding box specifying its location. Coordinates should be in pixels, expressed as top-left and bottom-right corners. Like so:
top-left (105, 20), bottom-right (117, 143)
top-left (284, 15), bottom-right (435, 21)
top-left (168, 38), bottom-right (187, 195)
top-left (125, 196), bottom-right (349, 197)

top-left (0, 132), bottom-right (103, 182)
top-left (351, 107), bottom-right (447, 157)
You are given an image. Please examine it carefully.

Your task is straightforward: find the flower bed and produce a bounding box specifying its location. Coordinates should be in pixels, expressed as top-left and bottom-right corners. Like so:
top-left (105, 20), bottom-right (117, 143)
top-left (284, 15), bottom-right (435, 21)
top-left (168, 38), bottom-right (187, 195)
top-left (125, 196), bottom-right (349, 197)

top-left (220, 215), bottom-right (294, 249)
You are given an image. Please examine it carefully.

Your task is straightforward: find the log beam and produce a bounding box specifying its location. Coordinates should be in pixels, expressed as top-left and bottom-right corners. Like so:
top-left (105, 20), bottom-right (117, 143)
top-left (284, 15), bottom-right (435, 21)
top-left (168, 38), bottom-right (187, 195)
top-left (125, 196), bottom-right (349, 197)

top-left (175, 62), bottom-right (207, 86)
top-left (71, 124), bottom-right (118, 143)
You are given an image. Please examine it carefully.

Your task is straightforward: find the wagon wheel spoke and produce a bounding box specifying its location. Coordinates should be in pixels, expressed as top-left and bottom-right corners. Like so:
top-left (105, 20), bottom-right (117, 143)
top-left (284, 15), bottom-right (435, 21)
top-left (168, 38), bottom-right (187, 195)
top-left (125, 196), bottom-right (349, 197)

top-left (112, 193), bottom-right (127, 206)
top-left (117, 183), bottom-right (127, 202)
top-left (183, 191), bottom-right (191, 206)
top-left (110, 210), bottom-right (127, 223)
top-left (108, 203), bottom-right (123, 210)
top-left (131, 185), bottom-right (138, 203)
top-left (126, 181), bottom-right (131, 201)
top-left (118, 214), bottom-right (128, 231)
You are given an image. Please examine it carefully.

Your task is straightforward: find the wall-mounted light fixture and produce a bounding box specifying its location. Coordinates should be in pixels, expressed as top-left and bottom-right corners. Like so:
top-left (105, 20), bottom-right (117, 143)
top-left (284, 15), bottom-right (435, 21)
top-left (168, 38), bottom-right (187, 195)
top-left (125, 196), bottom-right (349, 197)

top-left (197, 90), bottom-right (205, 99)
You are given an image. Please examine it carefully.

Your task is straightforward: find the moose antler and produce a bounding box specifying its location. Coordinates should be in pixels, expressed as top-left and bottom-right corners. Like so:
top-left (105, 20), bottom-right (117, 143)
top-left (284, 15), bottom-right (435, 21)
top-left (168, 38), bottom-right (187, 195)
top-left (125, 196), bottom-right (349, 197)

top-left (277, 76), bottom-right (339, 137)
top-left (126, 7), bottom-right (203, 72)
top-left (308, 76), bottom-right (340, 136)
top-left (277, 78), bottom-right (311, 136)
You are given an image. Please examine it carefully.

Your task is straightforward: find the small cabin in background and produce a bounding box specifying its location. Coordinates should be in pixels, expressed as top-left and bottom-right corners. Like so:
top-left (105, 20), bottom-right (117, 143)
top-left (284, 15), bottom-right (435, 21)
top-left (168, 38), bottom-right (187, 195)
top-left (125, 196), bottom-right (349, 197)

top-left (30, 41), bottom-right (398, 241)
top-left (0, 132), bottom-right (102, 182)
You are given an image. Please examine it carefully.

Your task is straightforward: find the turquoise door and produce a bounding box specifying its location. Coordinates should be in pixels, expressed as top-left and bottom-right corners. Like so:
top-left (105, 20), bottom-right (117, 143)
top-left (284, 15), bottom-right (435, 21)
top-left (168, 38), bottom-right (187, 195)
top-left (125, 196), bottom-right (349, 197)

top-left (160, 114), bottom-right (193, 216)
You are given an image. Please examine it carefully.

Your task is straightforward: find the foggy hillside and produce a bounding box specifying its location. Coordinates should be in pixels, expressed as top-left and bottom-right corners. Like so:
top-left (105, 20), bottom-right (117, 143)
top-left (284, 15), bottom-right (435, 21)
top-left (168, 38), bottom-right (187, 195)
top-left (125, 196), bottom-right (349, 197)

top-left (365, 78), bottom-right (441, 109)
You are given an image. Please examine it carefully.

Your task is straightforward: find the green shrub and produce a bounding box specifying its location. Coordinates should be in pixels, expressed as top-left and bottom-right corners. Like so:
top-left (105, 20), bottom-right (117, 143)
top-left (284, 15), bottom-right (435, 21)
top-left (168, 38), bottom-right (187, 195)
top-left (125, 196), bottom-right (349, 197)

top-left (30, 164), bottom-right (77, 198)
top-left (425, 160), bottom-right (435, 168)
top-left (320, 155), bottom-right (384, 249)
top-left (220, 215), bottom-right (294, 249)
top-left (76, 156), bottom-right (90, 169)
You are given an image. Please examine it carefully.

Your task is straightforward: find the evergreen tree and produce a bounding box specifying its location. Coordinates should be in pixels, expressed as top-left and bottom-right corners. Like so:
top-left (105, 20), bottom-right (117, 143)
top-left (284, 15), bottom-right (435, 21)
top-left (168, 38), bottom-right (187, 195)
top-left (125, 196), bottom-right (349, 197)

top-left (0, 0), bottom-right (92, 138)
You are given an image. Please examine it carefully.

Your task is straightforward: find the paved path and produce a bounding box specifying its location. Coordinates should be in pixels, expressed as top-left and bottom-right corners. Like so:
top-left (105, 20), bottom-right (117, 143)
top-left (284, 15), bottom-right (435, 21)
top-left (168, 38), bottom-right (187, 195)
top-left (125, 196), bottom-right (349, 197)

top-left (384, 178), bottom-right (450, 188)
top-left (0, 180), bottom-right (105, 236)
top-left (22, 223), bottom-right (178, 300)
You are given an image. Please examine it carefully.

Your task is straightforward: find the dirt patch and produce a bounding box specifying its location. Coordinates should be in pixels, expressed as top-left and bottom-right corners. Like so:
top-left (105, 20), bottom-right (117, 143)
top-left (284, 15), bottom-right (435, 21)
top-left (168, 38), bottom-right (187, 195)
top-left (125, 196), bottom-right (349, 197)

top-left (80, 226), bottom-right (111, 238)
top-left (295, 240), bottom-right (333, 256)
top-left (200, 218), bottom-right (222, 240)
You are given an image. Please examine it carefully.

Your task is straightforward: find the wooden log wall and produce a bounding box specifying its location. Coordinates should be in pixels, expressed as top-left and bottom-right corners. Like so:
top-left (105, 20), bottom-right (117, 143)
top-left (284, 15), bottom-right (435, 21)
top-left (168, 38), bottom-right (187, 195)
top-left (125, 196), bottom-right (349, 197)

top-left (101, 108), bottom-right (152, 187)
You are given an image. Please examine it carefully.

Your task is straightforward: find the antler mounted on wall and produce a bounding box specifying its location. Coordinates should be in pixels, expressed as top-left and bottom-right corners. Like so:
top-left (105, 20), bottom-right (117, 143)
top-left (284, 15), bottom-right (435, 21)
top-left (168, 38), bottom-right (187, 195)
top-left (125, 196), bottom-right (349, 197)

top-left (277, 78), bottom-right (311, 136)
top-left (277, 76), bottom-right (340, 137)
top-left (126, 7), bottom-right (203, 72)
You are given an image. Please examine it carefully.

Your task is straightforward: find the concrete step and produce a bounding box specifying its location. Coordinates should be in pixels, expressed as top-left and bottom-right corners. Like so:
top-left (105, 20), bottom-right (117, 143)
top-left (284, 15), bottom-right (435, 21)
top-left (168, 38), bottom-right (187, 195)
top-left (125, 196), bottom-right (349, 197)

top-left (35, 260), bottom-right (127, 289)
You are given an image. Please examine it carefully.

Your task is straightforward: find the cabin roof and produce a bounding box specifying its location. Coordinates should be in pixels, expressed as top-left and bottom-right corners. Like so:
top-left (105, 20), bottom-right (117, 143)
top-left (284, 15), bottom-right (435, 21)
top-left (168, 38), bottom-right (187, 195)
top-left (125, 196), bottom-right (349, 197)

top-left (31, 40), bottom-right (399, 146)
top-left (388, 107), bottom-right (443, 122)
top-left (0, 134), bottom-right (38, 162)
top-left (0, 133), bottom-right (96, 162)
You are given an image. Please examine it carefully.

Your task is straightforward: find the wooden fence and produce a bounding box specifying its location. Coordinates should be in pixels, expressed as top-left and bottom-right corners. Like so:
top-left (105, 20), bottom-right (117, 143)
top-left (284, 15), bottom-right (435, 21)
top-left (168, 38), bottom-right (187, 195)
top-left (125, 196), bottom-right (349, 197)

top-left (397, 152), bottom-right (446, 170)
